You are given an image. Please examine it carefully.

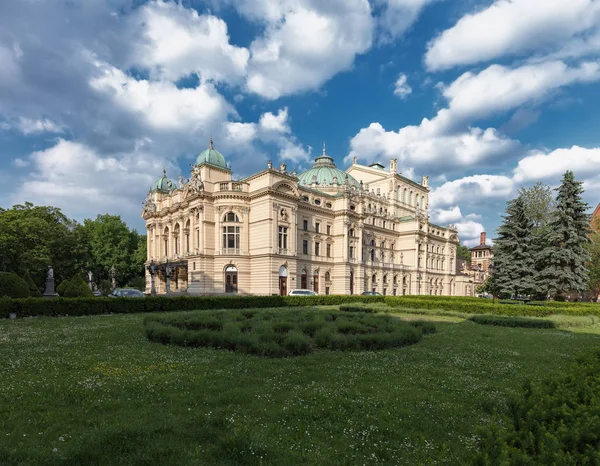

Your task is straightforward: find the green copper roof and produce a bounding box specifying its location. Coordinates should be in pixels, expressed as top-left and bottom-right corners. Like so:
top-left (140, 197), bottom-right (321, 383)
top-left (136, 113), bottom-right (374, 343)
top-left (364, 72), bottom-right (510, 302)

top-left (196, 138), bottom-right (227, 169)
top-left (297, 146), bottom-right (360, 189)
top-left (151, 169), bottom-right (174, 192)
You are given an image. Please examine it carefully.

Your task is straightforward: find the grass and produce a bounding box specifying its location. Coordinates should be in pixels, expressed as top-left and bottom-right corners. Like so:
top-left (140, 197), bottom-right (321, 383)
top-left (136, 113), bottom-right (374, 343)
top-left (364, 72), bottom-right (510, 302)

top-left (1, 305), bottom-right (599, 465)
top-left (145, 308), bottom-right (435, 357)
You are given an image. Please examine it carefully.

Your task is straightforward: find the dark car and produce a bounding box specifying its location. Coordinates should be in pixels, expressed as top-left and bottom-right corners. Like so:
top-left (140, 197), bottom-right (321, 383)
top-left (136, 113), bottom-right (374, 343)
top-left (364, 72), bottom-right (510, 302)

top-left (108, 288), bottom-right (145, 298)
top-left (361, 291), bottom-right (382, 296)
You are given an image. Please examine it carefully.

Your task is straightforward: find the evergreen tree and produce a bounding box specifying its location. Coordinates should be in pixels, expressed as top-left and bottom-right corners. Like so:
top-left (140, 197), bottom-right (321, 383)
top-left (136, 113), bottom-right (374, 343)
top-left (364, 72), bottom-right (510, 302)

top-left (491, 195), bottom-right (536, 298)
top-left (536, 171), bottom-right (590, 297)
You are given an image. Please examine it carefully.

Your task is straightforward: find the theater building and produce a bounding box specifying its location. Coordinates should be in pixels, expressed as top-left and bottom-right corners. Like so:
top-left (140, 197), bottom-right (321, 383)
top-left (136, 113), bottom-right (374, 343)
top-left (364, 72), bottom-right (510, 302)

top-left (142, 140), bottom-right (463, 296)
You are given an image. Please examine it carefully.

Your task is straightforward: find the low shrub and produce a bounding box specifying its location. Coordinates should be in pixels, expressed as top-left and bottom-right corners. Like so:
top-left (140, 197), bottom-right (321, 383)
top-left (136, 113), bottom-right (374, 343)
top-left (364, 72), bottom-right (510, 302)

top-left (56, 279), bottom-right (70, 297)
top-left (63, 274), bottom-right (94, 298)
top-left (472, 351), bottom-right (600, 464)
top-left (144, 309), bottom-right (435, 357)
top-left (22, 271), bottom-right (41, 298)
top-left (469, 314), bottom-right (556, 328)
top-left (0, 272), bottom-right (30, 299)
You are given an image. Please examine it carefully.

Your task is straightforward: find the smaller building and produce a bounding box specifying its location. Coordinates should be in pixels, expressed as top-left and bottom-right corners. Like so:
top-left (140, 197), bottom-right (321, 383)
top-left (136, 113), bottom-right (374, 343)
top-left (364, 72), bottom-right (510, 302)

top-left (470, 232), bottom-right (493, 274)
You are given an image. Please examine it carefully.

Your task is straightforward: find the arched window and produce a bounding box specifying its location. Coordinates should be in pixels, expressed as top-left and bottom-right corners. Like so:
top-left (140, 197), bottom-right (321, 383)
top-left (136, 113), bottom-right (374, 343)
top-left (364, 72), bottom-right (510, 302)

top-left (185, 219), bottom-right (190, 253)
top-left (409, 191), bottom-right (413, 205)
top-left (325, 271), bottom-right (331, 281)
top-left (372, 273), bottom-right (377, 283)
top-left (224, 212), bottom-right (239, 222)
top-left (173, 223), bottom-right (180, 255)
top-left (421, 195), bottom-right (425, 208)
top-left (349, 229), bottom-right (354, 237)
top-left (301, 269), bottom-right (308, 289)
top-left (403, 188), bottom-right (407, 203)
top-left (163, 226), bottom-right (169, 257)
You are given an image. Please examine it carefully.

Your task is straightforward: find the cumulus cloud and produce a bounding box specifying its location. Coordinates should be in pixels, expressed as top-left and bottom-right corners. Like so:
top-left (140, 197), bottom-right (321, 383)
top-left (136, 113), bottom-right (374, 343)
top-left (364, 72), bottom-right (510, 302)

top-left (11, 139), bottom-right (172, 221)
top-left (393, 73), bottom-right (412, 99)
top-left (425, 0), bottom-right (600, 70)
top-left (259, 107), bottom-right (290, 134)
top-left (429, 174), bottom-right (514, 209)
top-left (89, 60), bottom-right (233, 133)
top-left (127, 1), bottom-right (249, 83)
top-left (238, 0), bottom-right (374, 99)
top-left (376, 0), bottom-right (436, 42)
top-left (513, 145), bottom-right (600, 182)
top-left (430, 205), bottom-right (463, 224)
top-left (16, 118), bottom-right (64, 135)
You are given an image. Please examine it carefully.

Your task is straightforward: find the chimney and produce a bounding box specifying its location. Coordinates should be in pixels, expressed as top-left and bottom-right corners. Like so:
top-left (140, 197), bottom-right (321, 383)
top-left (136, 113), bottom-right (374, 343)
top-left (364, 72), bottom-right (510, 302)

top-left (480, 231), bottom-right (486, 245)
top-left (390, 158), bottom-right (397, 174)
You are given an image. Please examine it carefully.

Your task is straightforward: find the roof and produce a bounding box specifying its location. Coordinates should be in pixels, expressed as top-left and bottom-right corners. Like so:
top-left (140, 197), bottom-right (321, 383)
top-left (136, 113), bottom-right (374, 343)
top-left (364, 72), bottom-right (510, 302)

top-left (470, 244), bottom-right (493, 251)
top-left (297, 149), bottom-right (360, 190)
top-left (151, 169), bottom-right (174, 193)
top-left (195, 138), bottom-right (228, 169)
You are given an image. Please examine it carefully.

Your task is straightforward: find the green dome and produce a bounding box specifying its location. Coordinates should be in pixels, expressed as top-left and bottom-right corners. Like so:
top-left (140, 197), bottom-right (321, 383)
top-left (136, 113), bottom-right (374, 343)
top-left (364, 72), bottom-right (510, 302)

top-left (297, 152), bottom-right (360, 190)
top-left (151, 169), bottom-right (174, 192)
top-left (196, 138), bottom-right (227, 169)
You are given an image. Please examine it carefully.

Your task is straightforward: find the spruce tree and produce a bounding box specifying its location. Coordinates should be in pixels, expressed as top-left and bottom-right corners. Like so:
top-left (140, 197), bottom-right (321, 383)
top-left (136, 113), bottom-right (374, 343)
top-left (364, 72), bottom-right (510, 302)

top-left (536, 171), bottom-right (590, 297)
top-left (491, 195), bottom-right (536, 298)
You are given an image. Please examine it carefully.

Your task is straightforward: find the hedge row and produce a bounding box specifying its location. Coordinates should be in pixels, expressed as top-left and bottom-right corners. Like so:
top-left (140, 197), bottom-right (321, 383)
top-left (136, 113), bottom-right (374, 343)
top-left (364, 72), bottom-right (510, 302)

top-left (0, 295), bottom-right (385, 319)
top-left (2, 294), bottom-right (600, 320)
top-left (469, 314), bottom-right (556, 328)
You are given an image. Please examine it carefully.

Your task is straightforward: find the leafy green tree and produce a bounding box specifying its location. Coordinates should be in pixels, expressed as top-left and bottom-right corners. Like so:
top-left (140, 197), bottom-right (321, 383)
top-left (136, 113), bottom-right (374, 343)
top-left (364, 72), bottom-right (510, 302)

top-left (22, 271), bottom-right (41, 297)
top-left (535, 171), bottom-right (590, 297)
top-left (82, 215), bottom-right (145, 287)
top-left (456, 245), bottom-right (471, 264)
top-left (518, 181), bottom-right (555, 228)
top-left (491, 195), bottom-right (536, 298)
top-left (0, 203), bottom-right (89, 284)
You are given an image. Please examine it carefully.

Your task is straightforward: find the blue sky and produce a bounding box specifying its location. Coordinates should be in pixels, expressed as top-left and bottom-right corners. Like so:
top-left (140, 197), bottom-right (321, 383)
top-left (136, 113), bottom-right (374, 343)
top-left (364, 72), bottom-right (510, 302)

top-left (2, 0), bottom-right (600, 246)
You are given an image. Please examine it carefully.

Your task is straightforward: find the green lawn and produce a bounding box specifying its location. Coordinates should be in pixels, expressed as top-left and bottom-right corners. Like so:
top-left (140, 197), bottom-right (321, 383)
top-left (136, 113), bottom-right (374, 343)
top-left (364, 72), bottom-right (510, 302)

top-left (1, 307), bottom-right (599, 465)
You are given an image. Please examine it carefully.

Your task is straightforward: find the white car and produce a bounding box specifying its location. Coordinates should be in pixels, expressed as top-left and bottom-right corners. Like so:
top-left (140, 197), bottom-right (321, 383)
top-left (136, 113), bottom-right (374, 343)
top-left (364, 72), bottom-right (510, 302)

top-left (288, 289), bottom-right (318, 296)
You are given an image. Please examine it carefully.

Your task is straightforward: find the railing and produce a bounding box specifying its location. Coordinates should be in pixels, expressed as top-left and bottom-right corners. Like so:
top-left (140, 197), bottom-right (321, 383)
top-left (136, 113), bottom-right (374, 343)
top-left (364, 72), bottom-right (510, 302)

top-left (218, 182), bottom-right (246, 192)
top-left (278, 248), bottom-right (289, 255)
top-left (220, 248), bottom-right (245, 255)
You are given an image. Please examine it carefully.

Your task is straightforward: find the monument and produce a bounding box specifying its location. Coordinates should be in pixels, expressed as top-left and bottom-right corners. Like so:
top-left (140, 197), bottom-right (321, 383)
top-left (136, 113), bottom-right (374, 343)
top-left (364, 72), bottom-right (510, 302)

top-left (43, 266), bottom-right (59, 298)
top-left (110, 266), bottom-right (116, 291)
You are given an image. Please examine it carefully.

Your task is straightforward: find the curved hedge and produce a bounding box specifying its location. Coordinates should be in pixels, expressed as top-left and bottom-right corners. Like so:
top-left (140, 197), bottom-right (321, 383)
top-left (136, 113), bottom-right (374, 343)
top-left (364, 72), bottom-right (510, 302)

top-left (64, 274), bottom-right (94, 298)
top-left (56, 279), bottom-right (70, 297)
top-left (144, 309), bottom-right (435, 357)
top-left (0, 272), bottom-right (30, 299)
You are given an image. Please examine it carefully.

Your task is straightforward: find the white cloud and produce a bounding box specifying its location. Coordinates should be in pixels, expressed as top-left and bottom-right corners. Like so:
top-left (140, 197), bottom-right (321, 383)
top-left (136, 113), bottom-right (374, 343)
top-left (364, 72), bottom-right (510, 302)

top-left (224, 122), bottom-right (258, 146)
top-left (430, 205), bottom-right (463, 224)
top-left (393, 73), bottom-right (412, 99)
top-left (279, 140), bottom-right (312, 163)
top-left (89, 61), bottom-right (233, 133)
top-left (13, 158), bottom-right (29, 168)
top-left (429, 174), bottom-right (514, 208)
top-left (16, 117), bottom-right (64, 135)
top-left (377, 0), bottom-right (436, 42)
top-left (259, 107), bottom-right (290, 134)
top-left (0, 43), bottom-right (21, 85)
top-left (128, 1), bottom-right (249, 83)
top-left (241, 0), bottom-right (374, 99)
top-left (425, 0), bottom-right (600, 70)
top-left (442, 61), bottom-right (600, 123)
top-left (12, 139), bottom-right (171, 221)
top-left (347, 121), bottom-right (518, 173)
top-left (513, 145), bottom-right (600, 182)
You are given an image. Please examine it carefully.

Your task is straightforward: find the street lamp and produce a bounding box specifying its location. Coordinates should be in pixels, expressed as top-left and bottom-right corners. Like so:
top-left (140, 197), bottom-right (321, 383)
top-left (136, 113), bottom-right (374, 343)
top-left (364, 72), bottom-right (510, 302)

top-left (417, 274), bottom-right (422, 295)
top-left (147, 260), bottom-right (157, 296)
top-left (165, 258), bottom-right (171, 295)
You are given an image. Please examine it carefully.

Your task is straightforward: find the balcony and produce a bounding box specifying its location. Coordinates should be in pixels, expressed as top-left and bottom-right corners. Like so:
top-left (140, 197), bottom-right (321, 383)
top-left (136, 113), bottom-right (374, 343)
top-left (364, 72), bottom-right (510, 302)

top-left (219, 248), bottom-right (246, 255)
top-left (218, 182), bottom-right (247, 192)
top-left (278, 248), bottom-right (289, 255)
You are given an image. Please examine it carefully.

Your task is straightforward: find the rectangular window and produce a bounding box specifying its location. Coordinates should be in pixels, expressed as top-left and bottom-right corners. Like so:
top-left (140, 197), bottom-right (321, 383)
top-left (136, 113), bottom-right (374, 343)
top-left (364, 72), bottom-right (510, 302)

top-left (327, 244), bottom-right (332, 258)
top-left (278, 226), bottom-right (288, 249)
top-left (325, 286), bottom-right (330, 295)
top-left (315, 222), bottom-right (320, 233)
top-left (303, 240), bottom-right (308, 255)
top-left (315, 242), bottom-right (320, 256)
top-left (327, 225), bottom-right (331, 235)
top-left (222, 226), bottom-right (240, 249)
top-left (349, 246), bottom-right (353, 259)
top-left (303, 220), bottom-right (308, 231)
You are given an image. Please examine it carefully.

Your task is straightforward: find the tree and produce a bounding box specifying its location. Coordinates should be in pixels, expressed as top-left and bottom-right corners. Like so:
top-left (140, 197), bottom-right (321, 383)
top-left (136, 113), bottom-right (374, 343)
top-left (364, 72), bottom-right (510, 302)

top-left (491, 195), bottom-right (536, 298)
top-left (456, 244), bottom-right (471, 264)
top-left (82, 215), bottom-right (145, 287)
top-left (518, 181), bottom-right (555, 229)
top-left (535, 171), bottom-right (590, 298)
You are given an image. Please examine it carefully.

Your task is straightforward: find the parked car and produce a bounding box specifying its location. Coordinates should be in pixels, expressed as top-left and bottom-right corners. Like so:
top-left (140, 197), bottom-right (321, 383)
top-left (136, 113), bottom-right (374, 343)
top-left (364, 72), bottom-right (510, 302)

top-left (92, 290), bottom-right (103, 297)
top-left (288, 289), bottom-right (318, 296)
top-left (108, 288), bottom-right (145, 298)
top-left (361, 291), bottom-right (382, 296)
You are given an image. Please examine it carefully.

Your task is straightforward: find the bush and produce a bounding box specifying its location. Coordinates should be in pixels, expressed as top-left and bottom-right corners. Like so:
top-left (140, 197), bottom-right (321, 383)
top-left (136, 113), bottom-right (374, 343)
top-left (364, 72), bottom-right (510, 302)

top-left (22, 271), bottom-right (41, 298)
top-left (144, 309), bottom-right (435, 357)
top-left (63, 274), bottom-right (94, 298)
top-left (473, 351), bottom-right (600, 464)
top-left (56, 279), bottom-right (70, 297)
top-left (469, 314), bottom-right (556, 328)
top-left (0, 272), bottom-right (30, 299)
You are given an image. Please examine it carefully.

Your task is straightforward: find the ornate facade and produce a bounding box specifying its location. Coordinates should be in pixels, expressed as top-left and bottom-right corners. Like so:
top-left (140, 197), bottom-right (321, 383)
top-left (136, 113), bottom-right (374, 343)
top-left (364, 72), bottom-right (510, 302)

top-left (142, 141), bottom-right (464, 296)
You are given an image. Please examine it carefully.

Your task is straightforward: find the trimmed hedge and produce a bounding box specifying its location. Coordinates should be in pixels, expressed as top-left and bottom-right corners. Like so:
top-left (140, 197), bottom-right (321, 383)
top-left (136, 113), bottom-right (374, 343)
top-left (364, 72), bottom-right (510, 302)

top-left (473, 351), bottom-right (600, 464)
top-left (22, 271), bottom-right (41, 298)
top-left (56, 279), bottom-right (70, 297)
top-left (0, 272), bottom-right (30, 299)
top-left (2, 293), bottom-right (600, 320)
top-left (64, 274), bottom-right (94, 298)
top-left (469, 314), bottom-right (556, 328)
top-left (0, 294), bottom-right (385, 319)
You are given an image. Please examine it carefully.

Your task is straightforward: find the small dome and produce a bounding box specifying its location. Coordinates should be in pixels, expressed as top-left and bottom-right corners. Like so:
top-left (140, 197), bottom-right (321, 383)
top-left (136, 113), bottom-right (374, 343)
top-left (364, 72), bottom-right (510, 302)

top-left (196, 138), bottom-right (227, 169)
top-left (151, 169), bottom-right (174, 192)
top-left (297, 146), bottom-right (360, 189)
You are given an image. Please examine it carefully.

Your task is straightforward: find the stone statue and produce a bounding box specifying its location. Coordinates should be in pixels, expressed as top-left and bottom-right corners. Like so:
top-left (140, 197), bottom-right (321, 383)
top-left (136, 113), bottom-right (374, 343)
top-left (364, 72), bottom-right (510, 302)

top-left (47, 266), bottom-right (54, 280)
top-left (87, 271), bottom-right (93, 290)
top-left (189, 165), bottom-right (204, 194)
top-left (178, 174), bottom-right (184, 189)
top-left (43, 265), bottom-right (58, 298)
top-left (142, 190), bottom-right (157, 215)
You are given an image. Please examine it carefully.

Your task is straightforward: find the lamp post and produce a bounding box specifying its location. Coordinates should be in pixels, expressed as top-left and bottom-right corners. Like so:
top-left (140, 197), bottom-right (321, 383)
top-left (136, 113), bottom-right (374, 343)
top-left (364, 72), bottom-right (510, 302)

top-left (165, 258), bottom-right (171, 295)
top-left (417, 274), bottom-right (422, 295)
